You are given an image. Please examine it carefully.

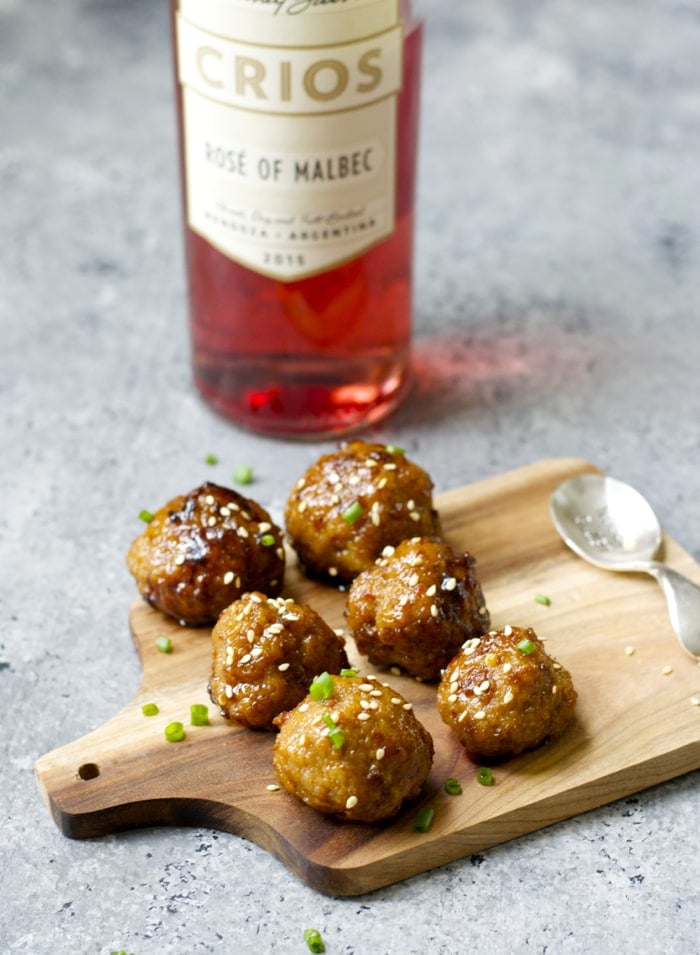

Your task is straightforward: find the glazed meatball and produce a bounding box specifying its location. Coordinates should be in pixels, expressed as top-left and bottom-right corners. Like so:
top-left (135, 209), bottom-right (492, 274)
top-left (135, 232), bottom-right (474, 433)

top-left (437, 625), bottom-right (577, 759)
top-left (209, 593), bottom-right (349, 729)
top-left (272, 673), bottom-right (434, 822)
top-left (345, 537), bottom-right (490, 681)
top-left (127, 482), bottom-right (285, 626)
top-left (285, 441), bottom-right (441, 585)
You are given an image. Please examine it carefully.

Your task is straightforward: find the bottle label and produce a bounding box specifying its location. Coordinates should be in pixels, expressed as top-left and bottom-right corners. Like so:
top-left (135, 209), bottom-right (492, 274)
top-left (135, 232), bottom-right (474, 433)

top-left (176, 0), bottom-right (402, 281)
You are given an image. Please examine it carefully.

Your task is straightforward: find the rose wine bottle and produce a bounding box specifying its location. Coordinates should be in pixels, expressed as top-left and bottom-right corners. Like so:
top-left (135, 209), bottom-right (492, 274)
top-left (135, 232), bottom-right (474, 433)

top-left (170, 0), bottom-right (423, 437)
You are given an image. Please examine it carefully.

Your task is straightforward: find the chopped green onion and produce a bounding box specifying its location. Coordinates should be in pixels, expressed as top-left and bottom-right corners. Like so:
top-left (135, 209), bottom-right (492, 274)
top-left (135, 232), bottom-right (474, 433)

top-left (342, 500), bottom-right (363, 524)
top-left (322, 712), bottom-right (345, 748)
top-left (413, 806), bottom-right (434, 832)
top-left (138, 509), bottom-right (154, 524)
top-left (155, 635), bottom-right (173, 654)
top-left (203, 453), bottom-right (218, 465)
top-left (476, 767), bottom-right (494, 786)
top-left (233, 464), bottom-right (253, 485)
top-left (516, 637), bottom-right (536, 655)
top-left (164, 721), bottom-right (185, 742)
top-left (444, 777), bottom-right (462, 796)
top-left (385, 444), bottom-right (405, 455)
top-left (190, 703), bottom-right (209, 726)
top-left (309, 671), bottom-right (334, 701)
top-left (141, 702), bottom-right (159, 717)
top-left (340, 668), bottom-right (358, 678)
top-left (303, 928), bottom-right (325, 953)
top-left (260, 533), bottom-right (275, 546)
top-left (535, 593), bottom-right (551, 606)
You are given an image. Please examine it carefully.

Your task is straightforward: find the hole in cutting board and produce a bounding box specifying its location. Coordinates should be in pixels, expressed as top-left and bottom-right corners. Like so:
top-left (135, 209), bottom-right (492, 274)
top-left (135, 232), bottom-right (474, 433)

top-left (77, 762), bottom-right (100, 781)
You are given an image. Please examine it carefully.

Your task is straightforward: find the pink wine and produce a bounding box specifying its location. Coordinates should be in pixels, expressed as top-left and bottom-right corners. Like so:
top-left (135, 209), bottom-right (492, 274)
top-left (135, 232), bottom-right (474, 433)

top-left (171, 1), bottom-right (423, 437)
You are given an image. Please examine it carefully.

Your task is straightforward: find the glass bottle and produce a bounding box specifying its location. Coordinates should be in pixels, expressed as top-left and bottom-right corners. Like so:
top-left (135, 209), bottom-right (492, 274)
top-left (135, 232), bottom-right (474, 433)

top-left (170, 0), bottom-right (424, 438)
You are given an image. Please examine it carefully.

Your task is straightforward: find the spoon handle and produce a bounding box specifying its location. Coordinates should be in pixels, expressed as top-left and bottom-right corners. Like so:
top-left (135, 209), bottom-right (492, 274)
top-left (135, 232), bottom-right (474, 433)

top-left (647, 563), bottom-right (700, 657)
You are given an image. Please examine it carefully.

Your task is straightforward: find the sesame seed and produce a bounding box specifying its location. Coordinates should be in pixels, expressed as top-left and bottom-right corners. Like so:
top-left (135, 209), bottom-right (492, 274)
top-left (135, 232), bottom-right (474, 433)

top-left (502, 662), bottom-right (512, 674)
top-left (250, 593), bottom-right (262, 602)
top-left (239, 653), bottom-right (251, 664)
top-left (448, 693), bottom-right (457, 703)
top-left (402, 702), bottom-right (413, 711)
top-left (328, 567), bottom-right (338, 577)
top-left (552, 685), bottom-right (558, 694)
top-left (220, 506), bottom-right (231, 517)
top-left (223, 571), bottom-right (235, 585)
top-left (474, 710), bottom-right (485, 720)
top-left (360, 699), bottom-right (371, 709)
top-left (462, 637), bottom-right (481, 654)
top-left (384, 462), bottom-right (397, 470)
top-left (174, 554), bottom-right (186, 566)
top-left (376, 748), bottom-right (385, 760)
top-left (246, 629), bottom-right (255, 642)
top-left (224, 685), bottom-right (233, 698)
top-left (299, 703), bottom-right (309, 712)
top-left (237, 526), bottom-right (249, 538)
top-left (369, 700), bottom-right (379, 710)
top-left (331, 710), bottom-right (339, 722)
top-left (407, 499), bottom-right (415, 509)
top-left (443, 577), bottom-right (457, 591)
top-left (345, 795), bottom-right (358, 809)
top-left (381, 544), bottom-right (395, 557)
top-left (625, 646), bottom-right (635, 656)
top-left (426, 584), bottom-right (437, 597)
top-left (207, 516), bottom-right (217, 527)
top-left (275, 548), bottom-right (284, 560)
top-left (430, 604), bottom-right (439, 618)
top-left (479, 680), bottom-right (490, 693)
top-left (503, 689), bottom-right (514, 704)
top-left (266, 784), bottom-right (280, 792)
top-left (552, 662), bottom-right (562, 670)
top-left (348, 474), bottom-right (360, 485)
top-left (408, 573), bottom-right (419, 586)
top-left (662, 665), bottom-right (673, 675)
top-left (503, 625), bottom-right (513, 636)
top-left (357, 712), bottom-right (370, 721)
top-left (409, 512), bottom-right (421, 522)
top-left (478, 606), bottom-right (488, 616)
top-left (359, 683), bottom-right (374, 692)
top-left (278, 662), bottom-right (290, 671)
top-left (369, 689), bottom-right (383, 697)
top-left (298, 501), bottom-right (307, 513)
top-left (217, 692), bottom-right (228, 706)
top-left (330, 493), bottom-right (340, 505)
top-left (691, 696), bottom-right (700, 706)
top-left (377, 477), bottom-right (388, 489)
top-left (296, 477), bottom-right (305, 489)
top-left (251, 647), bottom-right (263, 658)
top-left (259, 522), bottom-right (271, 533)
top-left (334, 628), bottom-right (345, 636)
top-left (205, 494), bottom-right (215, 505)
top-left (235, 575), bottom-right (242, 587)
top-left (391, 697), bottom-right (402, 705)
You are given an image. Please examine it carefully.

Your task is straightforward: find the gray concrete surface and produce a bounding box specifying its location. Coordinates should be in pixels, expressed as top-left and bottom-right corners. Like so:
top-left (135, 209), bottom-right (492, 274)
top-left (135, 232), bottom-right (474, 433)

top-left (2, 0), bottom-right (699, 952)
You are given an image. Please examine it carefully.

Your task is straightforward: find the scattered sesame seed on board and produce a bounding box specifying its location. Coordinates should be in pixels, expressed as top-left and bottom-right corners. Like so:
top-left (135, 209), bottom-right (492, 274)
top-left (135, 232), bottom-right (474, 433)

top-left (662, 665), bottom-right (673, 675)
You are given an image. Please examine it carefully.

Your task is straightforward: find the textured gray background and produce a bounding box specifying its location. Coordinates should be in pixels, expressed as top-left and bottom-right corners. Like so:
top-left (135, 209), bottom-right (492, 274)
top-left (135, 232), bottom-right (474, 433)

top-left (2, 0), bottom-right (699, 952)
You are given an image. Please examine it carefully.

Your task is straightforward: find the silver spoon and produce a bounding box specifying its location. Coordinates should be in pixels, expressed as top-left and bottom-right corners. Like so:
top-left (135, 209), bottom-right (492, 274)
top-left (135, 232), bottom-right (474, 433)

top-left (550, 473), bottom-right (700, 658)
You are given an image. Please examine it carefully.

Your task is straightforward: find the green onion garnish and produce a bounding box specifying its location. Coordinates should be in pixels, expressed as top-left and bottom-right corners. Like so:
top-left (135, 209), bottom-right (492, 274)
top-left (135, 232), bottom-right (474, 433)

top-left (535, 593), bottom-right (551, 606)
top-left (260, 533), bottom-right (275, 546)
top-left (138, 509), bottom-right (154, 523)
top-left (204, 453), bottom-right (218, 465)
top-left (413, 806), bottom-right (434, 832)
top-left (155, 635), bottom-right (173, 654)
top-left (309, 671), bottom-right (334, 701)
top-left (322, 713), bottom-right (345, 748)
top-left (444, 777), bottom-right (462, 796)
top-left (141, 702), bottom-right (159, 717)
top-left (340, 668), bottom-right (358, 678)
top-left (190, 703), bottom-right (209, 726)
top-left (233, 464), bottom-right (253, 485)
top-left (164, 721), bottom-right (185, 742)
top-left (342, 501), bottom-right (363, 524)
top-left (516, 637), bottom-right (536, 655)
top-left (303, 928), bottom-right (325, 953)
top-left (385, 444), bottom-right (405, 455)
top-left (476, 767), bottom-right (494, 786)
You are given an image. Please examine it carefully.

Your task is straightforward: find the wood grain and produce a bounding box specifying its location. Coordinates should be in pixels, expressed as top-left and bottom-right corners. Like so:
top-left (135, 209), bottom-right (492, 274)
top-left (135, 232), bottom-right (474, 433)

top-left (35, 458), bottom-right (700, 896)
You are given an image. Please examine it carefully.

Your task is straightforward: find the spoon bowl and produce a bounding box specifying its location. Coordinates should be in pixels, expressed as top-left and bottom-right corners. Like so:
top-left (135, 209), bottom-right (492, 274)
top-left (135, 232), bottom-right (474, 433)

top-left (550, 473), bottom-right (700, 658)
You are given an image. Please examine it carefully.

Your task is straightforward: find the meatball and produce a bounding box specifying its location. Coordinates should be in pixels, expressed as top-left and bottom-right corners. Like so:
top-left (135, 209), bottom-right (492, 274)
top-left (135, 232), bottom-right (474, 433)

top-left (127, 482), bottom-right (285, 626)
top-left (285, 441), bottom-right (441, 585)
top-left (272, 673), bottom-right (434, 822)
top-left (209, 593), bottom-right (349, 729)
top-left (437, 625), bottom-right (577, 759)
top-left (345, 537), bottom-right (490, 681)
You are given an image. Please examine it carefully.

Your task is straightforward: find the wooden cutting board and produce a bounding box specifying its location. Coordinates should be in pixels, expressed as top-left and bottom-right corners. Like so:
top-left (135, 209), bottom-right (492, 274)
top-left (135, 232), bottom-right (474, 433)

top-left (35, 458), bottom-right (700, 896)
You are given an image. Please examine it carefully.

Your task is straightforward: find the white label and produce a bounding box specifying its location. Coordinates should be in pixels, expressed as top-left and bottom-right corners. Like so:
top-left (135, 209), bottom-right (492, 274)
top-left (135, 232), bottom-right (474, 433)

top-left (176, 0), bottom-right (402, 280)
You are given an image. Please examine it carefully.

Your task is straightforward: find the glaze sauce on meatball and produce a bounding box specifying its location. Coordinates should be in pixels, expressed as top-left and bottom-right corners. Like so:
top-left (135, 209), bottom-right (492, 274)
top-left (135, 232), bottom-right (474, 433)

top-left (272, 673), bottom-right (434, 822)
top-left (437, 625), bottom-right (577, 759)
top-left (345, 536), bottom-right (490, 681)
top-left (127, 482), bottom-right (285, 626)
top-left (209, 593), bottom-right (349, 729)
top-left (285, 441), bottom-right (441, 585)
